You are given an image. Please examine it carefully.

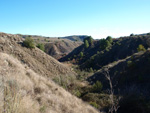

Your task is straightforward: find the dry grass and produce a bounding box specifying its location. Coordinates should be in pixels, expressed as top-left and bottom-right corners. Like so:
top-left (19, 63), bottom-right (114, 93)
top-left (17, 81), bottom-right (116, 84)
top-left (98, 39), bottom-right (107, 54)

top-left (0, 53), bottom-right (99, 113)
top-left (0, 32), bottom-right (75, 78)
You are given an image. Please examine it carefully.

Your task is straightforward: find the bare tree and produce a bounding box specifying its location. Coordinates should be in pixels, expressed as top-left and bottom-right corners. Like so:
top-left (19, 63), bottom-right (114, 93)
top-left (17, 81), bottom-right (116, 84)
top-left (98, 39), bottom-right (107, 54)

top-left (102, 68), bottom-right (120, 113)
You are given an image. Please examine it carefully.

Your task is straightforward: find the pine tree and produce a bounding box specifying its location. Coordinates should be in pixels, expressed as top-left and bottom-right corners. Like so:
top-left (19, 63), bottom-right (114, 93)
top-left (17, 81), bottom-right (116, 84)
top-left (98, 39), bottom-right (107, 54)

top-left (84, 40), bottom-right (89, 48)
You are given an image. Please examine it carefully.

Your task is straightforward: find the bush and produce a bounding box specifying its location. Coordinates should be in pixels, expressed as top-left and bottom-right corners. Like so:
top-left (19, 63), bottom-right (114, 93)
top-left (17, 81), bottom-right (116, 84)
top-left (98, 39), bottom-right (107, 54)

top-left (89, 102), bottom-right (99, 109)
top-left (73, 90), bottom-right (81, 97)
top-left (127, 60), bottom-right (135, 68)
top-left (80, 52), bottom-right (84, 57)
top-left (36, 43), bottom-right (45, 51)
top-left (106, 36), bottom-right (113, 43)
top-left (23, 37), bottom-right (35, 48)
top-left (92, 81), bottom-right (103, 93)
top-left (116, 41), bottom-right (121, 46)
top-left (84, 36), bottom-right (93, 45)
top-left (84, 40), bottom-right (89, 48)
top-left (99, 39), bottom-right (111, 50)
top-left (89, 67), bottom-right (94, 73)
top-left (137, 44), bottom-right (146, 52)
top-left (130, 33), bottom-right (134, 36)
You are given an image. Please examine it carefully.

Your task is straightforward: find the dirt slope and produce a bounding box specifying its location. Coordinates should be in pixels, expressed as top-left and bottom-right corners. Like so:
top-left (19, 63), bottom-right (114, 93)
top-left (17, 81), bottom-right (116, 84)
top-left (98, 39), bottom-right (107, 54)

top-left (0, 32), bottom-right (74, 78)
top-left (20, 35), bottom-right (83, 59)
top-left (44, 39), bottom-right (82, 59)
top-left (0, 52), bottom-right (99, 113)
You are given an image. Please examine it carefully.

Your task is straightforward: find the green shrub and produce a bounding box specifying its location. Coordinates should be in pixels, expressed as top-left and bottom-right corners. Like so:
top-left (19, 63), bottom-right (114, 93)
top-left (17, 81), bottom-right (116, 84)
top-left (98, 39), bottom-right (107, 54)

top-left (73, 90), bottom-right (81, 97)
top-left (97, 51), bottom-right (100, 54)
top-left (84, 40), bottom-right (89, 48)
top-left (36, 43), bottom-right (45, 51)
top-left (89, 102), bottom-right (99, 109)
top-left (127, 60), bottom-right (135, 68)
top-left (89, 67), bottom-right (94, 73)
top-left (106, 36), bottom-right (113, 43)
top-left (106, 48), bottom-right (109, 52)
top-left (127, 61), bottom-right (132, 67)
top-left (84, 36), bottom-right (93, 45)
top-left (116, 41), bottom-right (121, 46)
top-left (99, 39), bottom-right (111, 50)
top-left (23, 37), bottom-right (35, 48)
top-left (40, 105), bottom-right (47, 113)
top-left (92, 81), bottom-right (103, 93)
top-left (80, 52), bottom-right (84, 57)
top-left (137, 44), bottom-right (146, 52)
top-left (101, 51), bottom-right (104, 54)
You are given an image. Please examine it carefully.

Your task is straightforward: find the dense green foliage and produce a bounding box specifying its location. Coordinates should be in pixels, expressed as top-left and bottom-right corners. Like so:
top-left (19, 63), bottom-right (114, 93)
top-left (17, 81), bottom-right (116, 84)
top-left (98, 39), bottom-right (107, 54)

top-left (84, 40), bottom-right (89, 48)
top-left (106, 36), bottom-right (113, 43)
top-left (59, 34), bottom-right (150, 112)
top-left (84, 36), bottom-right (93, 44)
top-left (83, 36), bottom-right (93, 48)
top-left (99, 39), bottom-right (111, 50)
top-left (92, 81), bottom-right (103, 93)
top-left (23, 37), bottom-right (35, 48)
top-left (89, 102), bottom-right (99, 108)
top-left (137, 44), bottom-right (146, 52)
top-left (36, 43), bottom-right (45, 51)
top-left (80, 52), bottom-right (84, 57)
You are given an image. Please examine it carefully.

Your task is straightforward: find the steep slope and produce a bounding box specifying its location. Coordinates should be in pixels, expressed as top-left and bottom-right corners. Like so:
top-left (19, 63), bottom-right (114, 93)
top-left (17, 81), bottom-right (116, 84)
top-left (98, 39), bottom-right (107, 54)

top-left (44, 39), bottom-right (82, 59)
top-left (60, 35), bottom-right (150, 70)
top-left (89, 50), bottom-right (150, 91)
top-left (0, 53), bottom-right (99, 113)
top-left (0, 32), bottom-right (74, 78)
top-left (20, 34), bottom-right (82, 59)
top-left (87, 50), bottom-right (150, 113)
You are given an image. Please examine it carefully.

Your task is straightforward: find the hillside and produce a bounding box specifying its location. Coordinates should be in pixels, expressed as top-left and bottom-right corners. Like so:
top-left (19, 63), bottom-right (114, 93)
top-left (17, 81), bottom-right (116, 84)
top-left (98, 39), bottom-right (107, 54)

top-left (59, 34), bottom-right (150, 113)
top-left (60, 35), bottom-right (150, 70)
top-left (87, 50), bottom-right (150, 113)
top-left (20, 34), bottom-right (82, 59)
top-left (0, 53), bottom-right (99, 113)
top-left (44, 39), bottom-right (82, 59)
top-left (20, 34), bottom-right (88, 42)
top-left (0, 32), bottom-right (75, 78)
top-left (0, 32), bottom-right (100, 113)
top-left (60, 35), bottom-right (88, 41)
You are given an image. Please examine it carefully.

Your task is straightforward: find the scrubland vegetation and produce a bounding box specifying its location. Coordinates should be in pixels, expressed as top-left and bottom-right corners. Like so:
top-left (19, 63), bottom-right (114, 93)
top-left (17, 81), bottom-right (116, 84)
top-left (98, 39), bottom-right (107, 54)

top-left (0, 53), bottom-right (99, 113)
top-left (1, 32), bottom-right (150, 113)
top-left (59, 34), bottom-right (150, 113)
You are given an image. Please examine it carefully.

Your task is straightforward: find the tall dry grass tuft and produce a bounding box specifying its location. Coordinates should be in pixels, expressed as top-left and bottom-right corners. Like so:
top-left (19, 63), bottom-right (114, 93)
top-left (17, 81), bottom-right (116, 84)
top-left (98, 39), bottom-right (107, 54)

top-left (0, 53), bottom-right (100, 113)
top-left (0, 76), bottom-right (39, 113)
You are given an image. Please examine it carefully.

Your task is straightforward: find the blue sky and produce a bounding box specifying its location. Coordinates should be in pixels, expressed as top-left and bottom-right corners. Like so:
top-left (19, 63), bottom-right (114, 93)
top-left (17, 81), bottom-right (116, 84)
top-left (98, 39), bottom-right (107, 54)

top-left (0, 0), bottom-right (150, 39)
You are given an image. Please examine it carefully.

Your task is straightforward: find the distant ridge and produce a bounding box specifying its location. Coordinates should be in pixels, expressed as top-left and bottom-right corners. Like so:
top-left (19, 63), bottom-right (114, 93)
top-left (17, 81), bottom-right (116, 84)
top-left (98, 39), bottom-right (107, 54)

top-left (60, 35), bottom-right (88, 41)
top-left (19, 34), bottom-right (88, 42)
